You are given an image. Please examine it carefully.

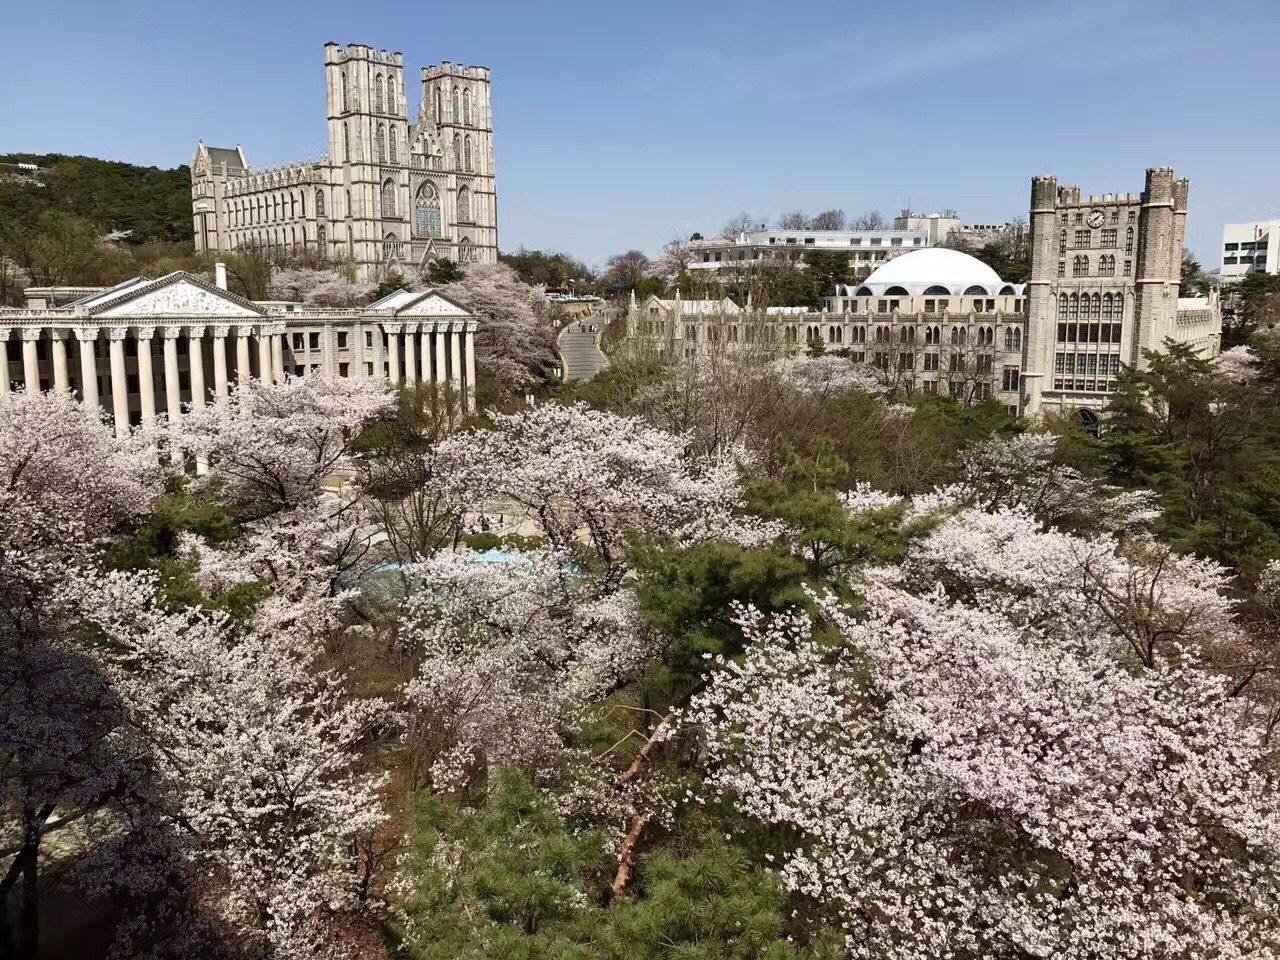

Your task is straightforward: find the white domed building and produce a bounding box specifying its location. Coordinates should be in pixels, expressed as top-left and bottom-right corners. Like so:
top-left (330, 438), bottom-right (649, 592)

top-left (809, 247), bottom-right (1028, 407)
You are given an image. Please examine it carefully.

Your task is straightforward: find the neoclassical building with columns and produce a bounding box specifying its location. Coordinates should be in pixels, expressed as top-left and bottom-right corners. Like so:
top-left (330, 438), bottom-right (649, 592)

top-left (192, 42), bottom-right (497, 279)
top-left (1, 266), bottom-right (479, 434)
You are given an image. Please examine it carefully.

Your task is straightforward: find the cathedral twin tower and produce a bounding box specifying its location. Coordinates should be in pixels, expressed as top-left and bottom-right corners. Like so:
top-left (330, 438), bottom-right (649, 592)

top-left (192, 42), bottom-right (498, 279)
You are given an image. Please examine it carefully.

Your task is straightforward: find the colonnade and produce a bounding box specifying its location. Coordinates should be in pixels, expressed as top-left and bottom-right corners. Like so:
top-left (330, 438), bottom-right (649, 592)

top-left (0, 322), bottom-right (287, 436)
top-left (378, 320), bottom-right (476, 409)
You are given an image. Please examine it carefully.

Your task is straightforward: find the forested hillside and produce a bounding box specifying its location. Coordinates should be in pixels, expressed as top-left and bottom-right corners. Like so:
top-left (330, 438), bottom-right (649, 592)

top-left (0, 153), bottom-right (192, 244)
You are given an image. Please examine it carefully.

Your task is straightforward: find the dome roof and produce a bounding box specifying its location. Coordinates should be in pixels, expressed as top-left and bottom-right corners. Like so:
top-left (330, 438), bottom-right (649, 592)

top-left (861, 248), bottom-right (1004, 295)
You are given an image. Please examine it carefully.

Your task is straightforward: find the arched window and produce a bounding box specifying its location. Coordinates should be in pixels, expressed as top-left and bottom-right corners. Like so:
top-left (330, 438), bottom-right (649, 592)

top-left (342, 72), bottom-right (349, 112)
top-left (1091, 293), bottom-right (1101, 319)
top-left (346, 190), bottom-right (351, 218)
top-left (899, 327), bottom-right (909, 343)
top-left (381, 179), bottom-right (396, 218)
top-left (1004, 327), bottom-right (1014, 351)
top-left (463, 88), bottom-right (471, 124)
top-left (377, 124), bottom-right (387, 163)
top-left (452, 85), bottom-right (459, 120)
top-left (375, 74), bottom-right (384, 113)
top-left (457, 185), bottom-right (471, 222)
top-left (389, 127), bottom-right (398, 163)
top-left (387, 75), bottom-right (396, 111)
top-left (300, 192), bottom-right (306, 217)
top-left (459, 237), bottom-right (473, 262)
top-left (1102, 294), bottom-right (1114, 320)
top-left (414, 181), bottom-right (442, 237)
top-left (1068, 294), bottom-right (1079, 319)
top-left (384, 232), bottom-right (398, 261)
top-left (1059, 229), bottom-right (1067, 255)
top-left (453, 133), bottom-right (462, 168)
top-left (1125, 227), bottom-right (1134, 254)
top-left (435, 86), bottom-right (443, 121)
top-left (343, 122), bottom-right (350, 162)
top-left (315, 189), bottom-right (325, 217)
top-left (1058, 296), bottom-right (1068, 319)
top-left (963, 285), bottom-right (989, 296)
top-left (923, 285), bottom-right (950, 296)
top-left (884, 285), bottom-right (910, 296)
top-left (464, 135), bottom-right (472, 171)
top-left (289, 193), bottom-right (296, 218)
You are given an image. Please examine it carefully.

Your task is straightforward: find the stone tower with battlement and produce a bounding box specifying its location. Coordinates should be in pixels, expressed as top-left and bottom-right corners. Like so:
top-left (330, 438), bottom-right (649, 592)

top-left (193, 42), bottom-right (498, 280)
top-left (1024, 167), bottom-right (1194, 419)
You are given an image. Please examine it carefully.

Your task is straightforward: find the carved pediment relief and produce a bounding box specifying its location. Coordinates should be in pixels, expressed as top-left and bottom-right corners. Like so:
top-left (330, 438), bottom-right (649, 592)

top-left (396, 292), bottom-right (470, 317)
top-left (95, 279), bottom-right (261, 317)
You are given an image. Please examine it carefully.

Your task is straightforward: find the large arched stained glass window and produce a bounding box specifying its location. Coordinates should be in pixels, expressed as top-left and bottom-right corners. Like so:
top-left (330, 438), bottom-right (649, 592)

top-left (457, 185), bottom-right (471, 223)
top-left (315, 189), bottom-right (326, 217)
top-left (381, 179), bottom-right (396, 218)
top-left (389, 127), bottom-right (398, 164)
top-left (414, 182), bottom-right (442, 237)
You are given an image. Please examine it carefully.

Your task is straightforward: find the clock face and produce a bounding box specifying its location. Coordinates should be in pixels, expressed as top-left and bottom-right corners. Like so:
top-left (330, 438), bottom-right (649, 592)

top-left (1087, 209), bottom-right (1105, 229)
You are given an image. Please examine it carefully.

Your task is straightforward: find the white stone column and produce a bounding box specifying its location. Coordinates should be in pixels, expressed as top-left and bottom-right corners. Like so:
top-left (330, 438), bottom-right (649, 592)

top-left (75, 328), bottom-right (99, 409)
top-left (187, 326), bottom-right (207, 410)
top-left (136, 326), bottom-right (157, 423)
top-left (420, 324), bottom-right (432, 384)
top-left (449, 323), bottom-right (463, 398)
top-left (384, 324), bottom-right (402, 385)
top-left (0, 330), bottom-right (10, 395)
top-left (108, 327), bottom-right (129, 437)
top-left (271, 326), bottom-right (285, 382)
top-left (404, 322), bottom-right (418, 384)
top-left (22, 329), bottom-right (41, 394)
top-left (211, 325), bottom-right (230, 400)
top-left (162, 325), bottom-right (182, 422)
top-left (257, 326), bottom-right (273, 383)
top-left (433, 323), bottom-right (447, 390)
top-left (50, 330), bottom-right (70, 392)
top-left (464, 321), bottom-right (477, 413)
top-left (235, 326), bottom-right (253, 385)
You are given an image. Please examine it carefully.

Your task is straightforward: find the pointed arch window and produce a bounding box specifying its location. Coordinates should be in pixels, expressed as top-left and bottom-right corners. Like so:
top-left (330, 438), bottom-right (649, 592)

top-left (1102, 294), bottom-right (1114, 320)
top-left (457, 185), bottom-right (472, 223)
top-left (315, 189), bottom-right (326, 217)
top-left (345, 190), bottom-right (351, 218)
top-left (389, 127), bottom-right (398, 164)
top-left (1091, 293), bottom-right (1101, 319)
top-left (453, 133), bottom-right (462, 169)
top-left (1059, 229), bottom-right (1067, 255)
top-left (459, 237), bottom-right (473, 263)
top-left (381, 179), bottom-right (396, 219)
top-left (387, 75), bottom-right (396, 112)
top-left (342, 72), bottom-right (349, 112)
top-left (343, 122), bottom-right (350, 162)
top-left (435, 86), bottom-right (443, 122)
top-left (1125, 227), bottom-right (1134, 254)
top-left (384, 232), bottom-right (399, 261)
top-left (317, 224), bottom-right (326, 251)
top-left (414, 181), bottom-right (442, 238)
top-left (452, 85), bottom-right (459, 121)
top-left (463, 88), bottom-right (471, 124)
top-left (375, 74), bottom-right (384, 113)
top-left (464, 135), bottom-right (472, 171)
top-left (300, 192), bottom-right (306, 217)
top-left (377, 124), bottom-right (387, 163)
top-left (1068, 294), bottom-right (1079, 319)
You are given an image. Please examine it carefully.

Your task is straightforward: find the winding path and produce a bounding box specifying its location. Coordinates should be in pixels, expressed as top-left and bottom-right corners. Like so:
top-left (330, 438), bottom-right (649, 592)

top-left (557, 316), bottom-right (609, 381)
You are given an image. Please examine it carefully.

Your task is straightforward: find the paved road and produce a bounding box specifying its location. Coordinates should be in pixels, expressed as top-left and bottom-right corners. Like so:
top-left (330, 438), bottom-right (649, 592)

top-left (557, 317), bottom-right (609, 381)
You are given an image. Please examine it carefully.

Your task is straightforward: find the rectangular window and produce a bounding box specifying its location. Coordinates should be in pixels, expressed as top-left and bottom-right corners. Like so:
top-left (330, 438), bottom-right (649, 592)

top-left (1002, 366), bottom-right (1020, 391)
top-left (986, 299), bottom-right (995, 311)
top-left (1128, 210), bottom-right (1136, 222)
top-left (877, 300), bottom-right (888, 313)
top-left (1124, 259), bottom-right (1132, 274)
top-left (1057, 323), bottom-right (1067, 342)
top-left (924, 353), bottom-right (940, 371)
top-left (365, 362), bottom-right (374, 376)
top-left (1056, 353), bottom-right (1066, 374)
top-left (1224, 256), bottom-right (1238, 265)
top-left (899, 352), bottom-right (913, 370)
top-left (936, 299), bottom-right (947, 311)
top-left (127, 373), bottom-right (139, 393)
top-left (870, 238), bottom-right (882, 246)
top-left (925, 299), bottom-right (935, 312)
top-left (338, 362), bottom-right (349, 377)
top-left (923, 379), bottom-right (938, 394)
top-left (337, 332), bottom-right (348, 349)
top-left (1075, 212), bottom-right (1083, 224)
top-left (1102, 229), bottom-right (1117, 247)
top-left (1064, 355), bottom-right (1076, 375)
top-left (293, 333), bottom-right (304, 350)
top-left (702, 253), bottom-right (710, 263)
top-left (309, 332), bottom-right (320, 350)
top-left (973, 299), bottom-right (984, 313)
top-left (714, 253), bottom-right (722, 262)
top-left (1058, 261), bottom-right (1065, 277)
top-left (891, 237), bottom-right (902, 247)
top-left (1111, 210), bottom-right (1119, 223)
top-left (1075, 230), bottom-right (1091, 247)
top-left (1111, 323), bottom-right (1123, 341)
top-left (804, 238), bottom-right (815, 245)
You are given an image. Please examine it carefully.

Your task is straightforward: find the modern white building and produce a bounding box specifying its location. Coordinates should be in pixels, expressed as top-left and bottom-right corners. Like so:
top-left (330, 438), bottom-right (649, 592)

top-left (1, 266), bottom-right (479, 435)
top-left (1219, 220), bottom-right (1280, 278)
top-left (688, 229), bottom-right (929, 275)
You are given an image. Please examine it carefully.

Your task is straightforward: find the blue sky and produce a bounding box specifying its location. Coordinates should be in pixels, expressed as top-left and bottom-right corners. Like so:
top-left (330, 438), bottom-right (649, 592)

top-left (3, 0), bottom-right (1279, 269)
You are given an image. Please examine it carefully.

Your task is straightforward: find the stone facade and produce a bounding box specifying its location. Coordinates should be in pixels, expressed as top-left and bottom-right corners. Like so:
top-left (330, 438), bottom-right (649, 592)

top-left (192, 43), bottom-right (498, 280)
top-left (629, 170), bottom-right (1223, 422)
top-left (1, 270), bottom-right (479, 436)
top-left (1024, 167), bottom-right (1217, 418)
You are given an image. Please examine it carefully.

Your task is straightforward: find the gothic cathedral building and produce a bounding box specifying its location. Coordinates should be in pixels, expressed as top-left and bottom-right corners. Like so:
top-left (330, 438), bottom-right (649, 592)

top-left (191, 42), bottom-right (498, 280)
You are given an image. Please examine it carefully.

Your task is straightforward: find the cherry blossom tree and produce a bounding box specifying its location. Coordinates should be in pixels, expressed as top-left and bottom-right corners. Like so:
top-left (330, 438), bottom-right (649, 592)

top-left (0, 390), bottom-right (168, 956)
top-left (71, 569), bottom-right (391, 959)
top-left (773, 354), bottom-right (886, 398)
top-left (399, 551), bottom-right (653, 791)
top-left (692, 588), bottom-right (1280, 959)
top-left (177, 376), bottom-right (393, 521)
top-left (434, 403), bottom-right (746, 585)
top-left (270, 266), bottom-right (376, 307)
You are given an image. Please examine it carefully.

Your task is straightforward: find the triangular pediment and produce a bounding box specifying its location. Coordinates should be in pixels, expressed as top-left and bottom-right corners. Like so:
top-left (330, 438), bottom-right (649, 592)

top-left (394, 291), bottom-right (472, 317)
top-left (90, 273), bottom-right (264, 317)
